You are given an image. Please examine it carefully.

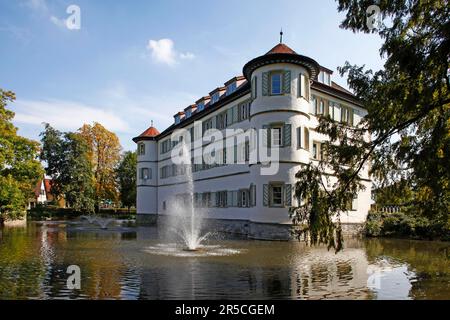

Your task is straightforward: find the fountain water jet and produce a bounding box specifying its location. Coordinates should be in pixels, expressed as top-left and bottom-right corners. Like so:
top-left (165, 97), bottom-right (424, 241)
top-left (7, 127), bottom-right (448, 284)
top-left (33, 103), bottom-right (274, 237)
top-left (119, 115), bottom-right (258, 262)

top-left (165, 142), bottom-right (210, 251)
top-left (80, 215), bottom-right (114, 229)
top-left (95, 217), bottom-right (114, 230)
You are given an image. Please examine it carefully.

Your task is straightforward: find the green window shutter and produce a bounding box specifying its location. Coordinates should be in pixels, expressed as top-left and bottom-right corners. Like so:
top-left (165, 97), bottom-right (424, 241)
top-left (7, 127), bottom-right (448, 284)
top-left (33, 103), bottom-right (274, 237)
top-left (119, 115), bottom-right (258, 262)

top-left (284, 184), bottom-right (292, 206)
top-left (227, 191), bottom-right (233, 207)
top-left (251, 77), bottom-right (258, 99)
top-left (237, 191), bottom-right (242, 207)
top-left (251, 184), bottom-right (256, 207)
top-left (232, 191), bottom-right (238, 207)
top-left (232, 105), bottom-right (239, 123)
top-left (234, 144), bottom-right (237, 163)
top-left (350, 109), bottom-right (354, 126)
top-left (215, 192), bottom-right (220, 207)
top-left (262, 72), bottom-right (269, 96)
top-left (263, 184), bottom-right (269, 207)
top-left (262, 125), bottom-right (269, 147)
top-left (297, 127), bottom-right (302, 149)
top-left (227, 108), bottom-right (233, 126)
top-left (283, 123), bottom-right (291, 147)
top-left (283, 70), bottom-right (291, 94)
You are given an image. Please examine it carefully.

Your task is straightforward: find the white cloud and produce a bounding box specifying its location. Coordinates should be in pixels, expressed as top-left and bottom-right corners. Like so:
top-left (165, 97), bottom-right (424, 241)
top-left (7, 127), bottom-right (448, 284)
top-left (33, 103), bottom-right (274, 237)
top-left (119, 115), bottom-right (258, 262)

top-left (25, 0), bottom-right (49, 13)
top-left (146, 38), bottom-right (195, 66)
top-left (50, 15), bottom-right (66, 28)
top-left (180, 52), bottom-right (195, 60)
top-left (24, 0), bottom-right (68, 29)
top-left (12, 99), bottom-right (130, 133)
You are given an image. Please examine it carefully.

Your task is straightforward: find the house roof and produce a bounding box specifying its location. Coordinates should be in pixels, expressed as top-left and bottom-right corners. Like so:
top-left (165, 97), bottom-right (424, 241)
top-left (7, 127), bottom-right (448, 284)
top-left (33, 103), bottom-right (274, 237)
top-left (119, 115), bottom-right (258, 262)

top-left (266, 43), bottom-right (297, 55)
top-left (243, 42), bottom-right (320, 80)
top-left (132, 125), bottom-right (160, 142)
top-left (34, 178), bottom-right (54, 201)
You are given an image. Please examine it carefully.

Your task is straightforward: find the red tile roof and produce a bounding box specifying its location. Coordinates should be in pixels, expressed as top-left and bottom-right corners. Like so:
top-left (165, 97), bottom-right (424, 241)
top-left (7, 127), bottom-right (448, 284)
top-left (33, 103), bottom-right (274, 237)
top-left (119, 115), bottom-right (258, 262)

top-left (266, 43), bottom-right (297, 55)
top-left (138, 126), bottom-right (160, 138)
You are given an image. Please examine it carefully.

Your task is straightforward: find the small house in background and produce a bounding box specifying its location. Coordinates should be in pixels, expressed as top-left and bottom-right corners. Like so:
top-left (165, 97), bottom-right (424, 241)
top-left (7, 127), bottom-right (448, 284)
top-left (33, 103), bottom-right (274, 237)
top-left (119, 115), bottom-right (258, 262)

top-left (28, 176), bottom-right (65, 208)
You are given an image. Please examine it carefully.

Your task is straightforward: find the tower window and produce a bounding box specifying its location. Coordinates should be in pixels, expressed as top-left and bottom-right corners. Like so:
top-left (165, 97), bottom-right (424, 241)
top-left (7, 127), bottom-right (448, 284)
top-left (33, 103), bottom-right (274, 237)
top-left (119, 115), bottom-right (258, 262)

top-left (138, 143), bottom-right (145, 155)
top-left (140, 168), bottom-right (151, 180)
top-left (270, 72), bottom-right (282, 95)
top-left (270, 184), bottom-right (283, 207)
top-left (271, 126), bottom-right (283, 147)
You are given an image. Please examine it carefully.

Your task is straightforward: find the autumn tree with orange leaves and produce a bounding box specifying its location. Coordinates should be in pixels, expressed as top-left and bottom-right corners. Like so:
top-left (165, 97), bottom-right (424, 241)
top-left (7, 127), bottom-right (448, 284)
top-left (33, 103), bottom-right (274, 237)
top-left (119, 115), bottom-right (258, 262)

top-left (79, 122), bottom-right (122, 212)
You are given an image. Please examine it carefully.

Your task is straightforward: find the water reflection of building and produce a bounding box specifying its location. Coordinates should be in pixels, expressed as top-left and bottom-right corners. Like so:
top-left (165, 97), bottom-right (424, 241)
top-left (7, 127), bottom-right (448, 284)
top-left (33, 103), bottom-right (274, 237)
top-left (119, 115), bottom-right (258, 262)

top-left (134, 237), bottom-right (374, 300)
top-left (289, 241), bottom-right (373, 299)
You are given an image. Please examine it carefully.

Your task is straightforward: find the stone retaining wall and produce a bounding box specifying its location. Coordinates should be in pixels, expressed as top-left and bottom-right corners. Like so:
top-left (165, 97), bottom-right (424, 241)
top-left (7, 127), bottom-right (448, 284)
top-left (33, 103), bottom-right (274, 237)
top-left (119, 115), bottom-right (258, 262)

top-left (136, 214), bottom-right (364, 240)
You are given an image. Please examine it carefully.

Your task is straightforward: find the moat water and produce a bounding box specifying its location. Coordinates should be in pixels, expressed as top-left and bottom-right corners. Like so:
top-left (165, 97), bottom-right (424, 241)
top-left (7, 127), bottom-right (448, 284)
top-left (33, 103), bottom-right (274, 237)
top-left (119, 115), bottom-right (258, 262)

top-left (0, 220), bottom-right (448, 300)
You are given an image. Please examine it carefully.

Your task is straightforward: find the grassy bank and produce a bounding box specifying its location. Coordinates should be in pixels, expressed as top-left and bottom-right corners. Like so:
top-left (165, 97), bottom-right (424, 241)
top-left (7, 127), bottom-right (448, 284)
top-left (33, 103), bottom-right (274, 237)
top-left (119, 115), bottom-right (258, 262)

top-left (365, 210), bottom-right (449, 241)
top-left (28, 205), bottom-right (136, 221)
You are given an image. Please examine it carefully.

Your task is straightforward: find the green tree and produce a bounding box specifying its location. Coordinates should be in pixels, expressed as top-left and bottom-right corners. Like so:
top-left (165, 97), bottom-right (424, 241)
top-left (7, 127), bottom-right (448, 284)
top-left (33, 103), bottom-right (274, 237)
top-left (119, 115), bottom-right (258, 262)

top-left (290, 0), bottom-right (450, 251)
top-left (116, 151), bottom-right (137, 211)
top-left (40, 124), bottom-right (95, 213)
top-left (0, 89), bottom-right (43, 222)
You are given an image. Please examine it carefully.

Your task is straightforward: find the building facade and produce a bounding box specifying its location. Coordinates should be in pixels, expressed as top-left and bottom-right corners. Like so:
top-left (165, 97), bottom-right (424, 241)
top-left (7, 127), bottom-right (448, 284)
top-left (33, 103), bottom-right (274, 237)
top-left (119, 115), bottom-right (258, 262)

top-left (133, 42), bottom-right (371, 239)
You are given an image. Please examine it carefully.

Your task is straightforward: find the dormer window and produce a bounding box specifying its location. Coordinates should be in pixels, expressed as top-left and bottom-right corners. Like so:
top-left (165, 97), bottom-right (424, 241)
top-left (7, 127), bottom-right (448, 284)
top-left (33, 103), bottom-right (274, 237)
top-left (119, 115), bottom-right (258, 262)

top-left (270, 72), bottom-right (282, 95)
top-left (318, 69), bottom-right (332, 85)
top-left (226, 82), bottom-right (237, 96)
top-left (211, 92), bottom-right (220, 104)
top-left (175, 115), bottom-right (181, 124)
top-left (325, 72), bottom-right (331, 85)
top-left (185, 110), bottom-right (192, 118)
top-left (197, 102), bottom-right (204, 111)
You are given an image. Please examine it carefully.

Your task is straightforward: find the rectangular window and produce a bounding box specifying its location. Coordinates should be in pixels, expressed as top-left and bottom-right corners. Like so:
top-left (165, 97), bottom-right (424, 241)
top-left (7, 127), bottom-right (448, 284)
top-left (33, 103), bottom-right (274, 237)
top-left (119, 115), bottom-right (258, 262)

top-left (325, 73), bottom-right (331, 85)
top-left (299, 73), bottom-right (309, 100)
top-left (226, 82), bottom-right (236, 96)
top-left (270, 72), bottom-right (282, 95)
top-left (312, 142), bottom-right (323, 160)
top-left (304, 127), bottom-right (310, 151)
top-left (140, 168), bottom-right (150, 180)
top-left (197, 102), bottom-right (204, 111)
top-left (245, 140), bottom-right (250, 161)
top-left (297, 127), bottom-right (302, 149)
top-left (138, 143), bottom-right (145, 155)
top-left (271, 126), bottom-right (283, 147)
top-left (217, 191), bottom-right (227, 208)
top-left (239, 101), bottom-right (249, 122)
top-left (270, 184), bottom-right (283, 207)
top-left (341, 106), bottom-right (353, 125)
top-left (211, 93), bottom-right (220, 104)
top-left (240, 189), bottom-right (250, 208)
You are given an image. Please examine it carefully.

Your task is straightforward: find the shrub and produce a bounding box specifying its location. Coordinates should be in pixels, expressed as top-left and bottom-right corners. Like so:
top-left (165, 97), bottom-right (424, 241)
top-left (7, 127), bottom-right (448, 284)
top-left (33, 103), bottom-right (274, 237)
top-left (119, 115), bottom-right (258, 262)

top-left (365, 210), bottom-right (449, 240)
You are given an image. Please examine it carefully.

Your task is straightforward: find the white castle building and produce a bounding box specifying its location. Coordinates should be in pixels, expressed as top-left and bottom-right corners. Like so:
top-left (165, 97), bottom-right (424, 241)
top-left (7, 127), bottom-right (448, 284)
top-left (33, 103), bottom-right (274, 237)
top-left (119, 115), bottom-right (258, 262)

top-left (133, 41), bottom-right (371, 239)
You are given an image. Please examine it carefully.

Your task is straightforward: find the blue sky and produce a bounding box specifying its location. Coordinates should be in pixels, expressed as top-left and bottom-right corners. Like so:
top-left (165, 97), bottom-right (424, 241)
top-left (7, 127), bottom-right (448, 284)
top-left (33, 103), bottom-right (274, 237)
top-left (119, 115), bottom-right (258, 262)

top-left (0, 0), bottom-right (384, 151)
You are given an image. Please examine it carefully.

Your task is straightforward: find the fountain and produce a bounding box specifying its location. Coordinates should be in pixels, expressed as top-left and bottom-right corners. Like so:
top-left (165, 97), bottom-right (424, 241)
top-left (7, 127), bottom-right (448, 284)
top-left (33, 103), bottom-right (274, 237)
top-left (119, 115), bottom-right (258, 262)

top-left (168, 142), bottom-right (210, 251)
top-left (81, 215), bottom-right (97, 224)
top-left (95, 217), bottom-right (115, 230)
top-left (80, 215), bottom-right (114, 229)
top-left (143, 142), bottom-right (242, 257)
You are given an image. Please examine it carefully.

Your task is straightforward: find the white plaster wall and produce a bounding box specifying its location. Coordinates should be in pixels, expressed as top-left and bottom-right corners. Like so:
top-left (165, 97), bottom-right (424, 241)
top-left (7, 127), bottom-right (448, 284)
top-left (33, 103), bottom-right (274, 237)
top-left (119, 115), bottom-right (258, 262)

top-left (136, 61), bottom-right (372, 225)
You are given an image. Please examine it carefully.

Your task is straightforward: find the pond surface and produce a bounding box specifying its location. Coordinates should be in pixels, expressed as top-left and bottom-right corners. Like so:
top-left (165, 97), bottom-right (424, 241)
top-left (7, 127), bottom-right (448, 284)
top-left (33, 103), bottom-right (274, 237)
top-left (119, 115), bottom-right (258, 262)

top-left (0, 220), bottom-right (448, 300)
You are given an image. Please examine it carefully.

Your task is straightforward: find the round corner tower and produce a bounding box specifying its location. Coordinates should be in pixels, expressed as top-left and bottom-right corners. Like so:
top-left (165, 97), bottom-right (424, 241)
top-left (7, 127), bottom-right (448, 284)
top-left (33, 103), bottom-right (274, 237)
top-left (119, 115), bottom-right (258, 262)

top-left (242, 42), bottom-right (320, 225)
top-left (132, 124), bottom-right (160, 225)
